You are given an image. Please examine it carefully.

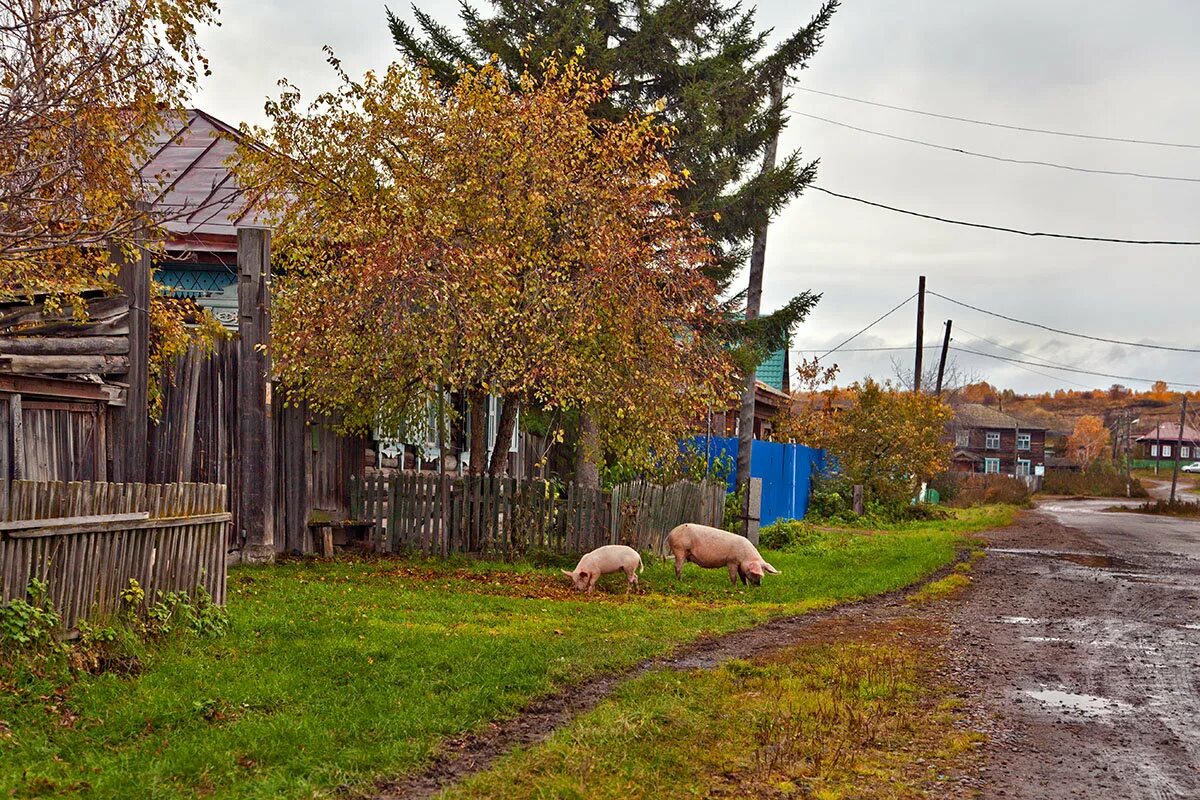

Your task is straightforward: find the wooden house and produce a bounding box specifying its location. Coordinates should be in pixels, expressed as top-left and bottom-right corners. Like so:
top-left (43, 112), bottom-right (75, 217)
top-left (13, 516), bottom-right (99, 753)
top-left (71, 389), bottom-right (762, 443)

top-left (1135, 423), bottom-right (1200, 462)
top-left (948, 403), bottom-right (1047, 478)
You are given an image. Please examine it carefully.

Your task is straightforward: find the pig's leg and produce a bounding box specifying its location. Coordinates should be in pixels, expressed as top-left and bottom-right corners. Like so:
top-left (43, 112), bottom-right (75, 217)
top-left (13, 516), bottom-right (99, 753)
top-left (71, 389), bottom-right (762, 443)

top-left (673, 551), bottom-right (686, 580)
top-left (727, 563), bottom-right (739, 586)
top-left (737, 565), bottom-right (748, 586)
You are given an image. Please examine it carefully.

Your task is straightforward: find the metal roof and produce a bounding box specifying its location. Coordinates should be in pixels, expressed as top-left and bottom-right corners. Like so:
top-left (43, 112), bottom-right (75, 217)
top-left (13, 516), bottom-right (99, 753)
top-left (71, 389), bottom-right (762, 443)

top-left (1135, 422), bottom-right (1200, 443)
top-left (140, 109), bottom-right (264, 252)
top-left (953, 402), bottom-right (1046, 430)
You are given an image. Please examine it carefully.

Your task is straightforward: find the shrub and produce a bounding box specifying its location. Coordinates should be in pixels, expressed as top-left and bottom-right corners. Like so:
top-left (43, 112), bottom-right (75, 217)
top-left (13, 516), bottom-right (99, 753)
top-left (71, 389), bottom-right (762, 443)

top-left (0, 579), bottom-right (62, 654)
top-left (1042, 465), bottom-right (1147, 498)
top-left (757, 519), bottom-right (843, 551)
top-left (949, 474), bottom-right (1032, 507)
top-left (1127, 498), bottom-right (1200, 517)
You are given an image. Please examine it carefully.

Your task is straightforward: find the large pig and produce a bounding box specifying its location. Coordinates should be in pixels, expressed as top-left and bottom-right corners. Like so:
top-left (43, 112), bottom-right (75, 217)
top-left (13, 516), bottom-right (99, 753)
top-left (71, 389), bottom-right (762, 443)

top-left (665, 523), bottom-right (780, 586)
top-left (561, 544), bottom-right (644, 594)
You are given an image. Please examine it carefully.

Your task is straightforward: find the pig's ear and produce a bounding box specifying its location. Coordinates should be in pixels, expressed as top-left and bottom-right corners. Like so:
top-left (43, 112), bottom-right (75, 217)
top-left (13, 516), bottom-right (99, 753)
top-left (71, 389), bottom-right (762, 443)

top-left (561, 569), bottom-right (573, 576)
top-left (762, 561), bottom-right (780, 575)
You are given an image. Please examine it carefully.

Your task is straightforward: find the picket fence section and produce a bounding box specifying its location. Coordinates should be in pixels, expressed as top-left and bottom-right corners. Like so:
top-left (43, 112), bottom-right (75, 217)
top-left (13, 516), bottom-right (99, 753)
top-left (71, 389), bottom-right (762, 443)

top-left (0, 480), bottom-right (229, 630)
top-left (351, 474), bottom-right (612, 556)
top-left (351, 474), bottom-right (727, 558)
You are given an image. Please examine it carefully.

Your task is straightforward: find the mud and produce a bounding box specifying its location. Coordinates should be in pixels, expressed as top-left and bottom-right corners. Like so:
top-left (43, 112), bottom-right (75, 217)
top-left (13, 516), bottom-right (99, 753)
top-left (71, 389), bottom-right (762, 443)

top-left (367, 554), bottom-right (969, 800)
top-left (946, 507), bottom-right (1200, 799)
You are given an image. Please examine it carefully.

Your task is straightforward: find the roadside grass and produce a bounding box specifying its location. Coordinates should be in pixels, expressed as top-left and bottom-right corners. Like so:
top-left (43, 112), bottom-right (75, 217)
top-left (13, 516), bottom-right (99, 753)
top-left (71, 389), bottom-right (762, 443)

top-left (0, 506), bottom-right (1012, 799)
top-left (443, 617), bottom-right (981, 800)
top-left (1107, 498), bottom-right (1200, 518)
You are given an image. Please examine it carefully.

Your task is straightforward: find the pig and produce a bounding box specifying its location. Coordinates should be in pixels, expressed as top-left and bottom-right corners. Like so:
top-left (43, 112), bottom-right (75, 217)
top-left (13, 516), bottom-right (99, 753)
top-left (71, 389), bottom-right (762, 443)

top-left (561, 544), bottom-right (644, 594)
top-left (665, 523), bottom-right (780, 587)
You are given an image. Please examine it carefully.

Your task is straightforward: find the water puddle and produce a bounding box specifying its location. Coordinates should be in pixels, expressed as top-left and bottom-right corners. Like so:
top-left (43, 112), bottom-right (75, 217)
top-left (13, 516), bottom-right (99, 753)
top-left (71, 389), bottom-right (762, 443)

top-left (1024, 688), bottom-right (1127, 717)
top-left (1182, 624), bottom-right (1200, 631)
top-left (1022, 636), bottom-right (1069, 643)
top-left (997, 616), bottom-right (1043, 625)
top-left (988, 548), bottom-right (1142, 571)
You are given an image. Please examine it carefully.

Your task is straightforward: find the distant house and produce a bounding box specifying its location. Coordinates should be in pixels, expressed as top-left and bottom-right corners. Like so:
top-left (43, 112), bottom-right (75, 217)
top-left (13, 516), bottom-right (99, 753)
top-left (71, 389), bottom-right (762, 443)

top-left (948, 403), bottom-right (1046, 478)
top-left (1135, 423), bottom-right (1200, 462)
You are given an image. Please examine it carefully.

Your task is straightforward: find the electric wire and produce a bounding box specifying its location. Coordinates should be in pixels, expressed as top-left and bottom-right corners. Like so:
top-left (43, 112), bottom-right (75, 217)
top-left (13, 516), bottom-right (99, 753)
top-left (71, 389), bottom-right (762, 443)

top-left (816, 293), bottom-right (916, 360)
top-left (796, 86), bottom-right (1200, 149)
top-left (811, 186), bottom-right (1200, 246)
top-left (796, 112), bottom-right (1200, 183)
top-left (930, 291), bottom-right (1200, 352)
top-left (949, 345), bottom-right (1200, 388)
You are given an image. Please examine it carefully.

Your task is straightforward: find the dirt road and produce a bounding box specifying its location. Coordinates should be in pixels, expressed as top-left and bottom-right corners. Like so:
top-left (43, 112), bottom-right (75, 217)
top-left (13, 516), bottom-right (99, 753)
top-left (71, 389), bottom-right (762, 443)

top-left (953, 501), bottom-right (1200, 798)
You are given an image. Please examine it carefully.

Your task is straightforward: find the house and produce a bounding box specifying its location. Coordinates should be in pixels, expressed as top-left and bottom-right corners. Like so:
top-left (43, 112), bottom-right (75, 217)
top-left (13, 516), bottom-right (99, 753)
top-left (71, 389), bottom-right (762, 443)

top-left (705, 380), bottom-right (791, 441)
top-left (1135, 423), bottom-right (1200, 462)
top-left (948, 403), bottom-right (1046, 478)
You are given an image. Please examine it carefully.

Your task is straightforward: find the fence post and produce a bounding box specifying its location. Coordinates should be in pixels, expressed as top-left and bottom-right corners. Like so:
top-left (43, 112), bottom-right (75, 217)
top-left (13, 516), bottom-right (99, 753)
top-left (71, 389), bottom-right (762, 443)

top-left (237, 226), bottom-right (275, 564)
top-left (110, 230), bottom-right (149, 483)
top-left (745, 478), bottom-right (762, 545)
top-left (852, 484), bottom-right (865, 516)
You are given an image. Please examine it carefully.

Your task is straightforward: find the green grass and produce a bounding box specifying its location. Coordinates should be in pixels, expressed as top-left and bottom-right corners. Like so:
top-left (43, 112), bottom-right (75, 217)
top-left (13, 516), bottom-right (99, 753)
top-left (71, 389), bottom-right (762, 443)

top-left (0, 506), bottom-right (1013, 799)
top-left (443, 617), bottom-right (981, 800)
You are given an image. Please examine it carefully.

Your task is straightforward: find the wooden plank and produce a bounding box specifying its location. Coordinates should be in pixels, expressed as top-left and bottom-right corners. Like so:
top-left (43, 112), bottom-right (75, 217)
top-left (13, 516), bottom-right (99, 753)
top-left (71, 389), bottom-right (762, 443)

top-left (10, 393), bottom-right (24, 480)
top-left (0, 295), bottom-right (128, 332)
top-left (0, 336), bottom-right (130, 356)
top-left (0, 511), bottom-right (149, 532)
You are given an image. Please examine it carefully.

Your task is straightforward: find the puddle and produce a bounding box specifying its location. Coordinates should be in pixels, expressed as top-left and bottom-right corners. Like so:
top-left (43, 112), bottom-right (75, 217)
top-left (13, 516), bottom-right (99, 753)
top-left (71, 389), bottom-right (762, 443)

top-left (1183, 624), bottom-right (1200, 631)
top-left (988, 548), bottom-right (1142, 571)
top-left (1022, 636), bottom-right (1069, 643)
top-left (998, 616), bottom-right (1043, 625)
top-left (1024, 688), bottom-right (1128, 717)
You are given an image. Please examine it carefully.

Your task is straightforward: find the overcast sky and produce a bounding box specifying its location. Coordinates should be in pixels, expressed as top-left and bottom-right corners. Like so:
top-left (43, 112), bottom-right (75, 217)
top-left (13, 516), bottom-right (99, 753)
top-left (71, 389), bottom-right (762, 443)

top-left (194, 0), bottom-right (1200, 394)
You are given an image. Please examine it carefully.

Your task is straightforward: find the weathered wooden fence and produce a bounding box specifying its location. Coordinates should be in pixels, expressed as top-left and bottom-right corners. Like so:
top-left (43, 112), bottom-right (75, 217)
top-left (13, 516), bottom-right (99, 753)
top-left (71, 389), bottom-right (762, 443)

top-left (0, 480), bottom-right (229, 630)
top-left (610, 479), bottom-right (726, 555)
top-left (351, 474), bottom-right (727, 558)
top-left (351, 474), bottom-right (612, 556)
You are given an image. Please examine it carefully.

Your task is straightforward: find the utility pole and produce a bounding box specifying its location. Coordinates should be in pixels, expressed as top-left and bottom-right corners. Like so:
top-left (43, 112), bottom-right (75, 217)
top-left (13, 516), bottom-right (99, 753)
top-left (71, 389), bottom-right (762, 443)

top-left (1155, 420), bottom-right (1161, 475)
top-left (734, 77), bottom-right (784, 542)
top-left (1170, 398), bottom-right (1188, 504)
top-left (935, 319), bottom-right (953, 396)
top-left (913, 275), bottom-right (926, 392)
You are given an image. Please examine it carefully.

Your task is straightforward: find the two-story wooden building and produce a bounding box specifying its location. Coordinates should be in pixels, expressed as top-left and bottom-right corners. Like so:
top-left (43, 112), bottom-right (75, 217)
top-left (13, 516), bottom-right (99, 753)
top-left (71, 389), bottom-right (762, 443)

top-left (948, 403), bottom-right (1047, 478)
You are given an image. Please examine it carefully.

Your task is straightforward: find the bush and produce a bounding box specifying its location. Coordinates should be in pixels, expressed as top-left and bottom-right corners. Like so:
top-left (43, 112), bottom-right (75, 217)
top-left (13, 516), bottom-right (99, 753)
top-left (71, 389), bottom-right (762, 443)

top-left (1042, 464), bottom-right (1147, 498)
top-left (757, 519), bottom-right (843, 551)
top-left (948, 474), bottom-right (1032, 507)
top-left (1127, 498), bottom-right (1200, 516)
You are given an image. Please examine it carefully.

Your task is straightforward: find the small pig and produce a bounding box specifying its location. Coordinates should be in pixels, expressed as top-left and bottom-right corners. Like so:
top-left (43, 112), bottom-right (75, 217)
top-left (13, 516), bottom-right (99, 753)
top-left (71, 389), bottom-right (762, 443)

top-left (561, 544), bottom-right (644, 594)
top-left (665, 523), bottom-right (780, 587)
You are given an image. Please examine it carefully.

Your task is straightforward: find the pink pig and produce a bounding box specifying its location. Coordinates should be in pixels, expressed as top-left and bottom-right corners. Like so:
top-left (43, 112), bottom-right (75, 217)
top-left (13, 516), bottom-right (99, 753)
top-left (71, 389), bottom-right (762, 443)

top-left (666, 523), bottom-right (780, 587)
top-left (561, 545), bottom-right (644, 594)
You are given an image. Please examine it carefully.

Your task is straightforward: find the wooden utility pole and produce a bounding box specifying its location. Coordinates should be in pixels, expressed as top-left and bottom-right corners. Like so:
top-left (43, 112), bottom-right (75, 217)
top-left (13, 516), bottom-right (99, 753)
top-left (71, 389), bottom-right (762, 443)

top-left (1170, 398), bottom-right (1188, 504)
top-left (1155, 420), bottom-right (1161, 475)
top-left (237, 227), bottom-right (275, 564)
top-left (110, 225), bottom-right (150, 483)
top-left (734, 77), bottom-right (784, 544)
top-left (935, 319), bottom-right (953, 396)
top-left (913, 275), bottom-right (926, 392)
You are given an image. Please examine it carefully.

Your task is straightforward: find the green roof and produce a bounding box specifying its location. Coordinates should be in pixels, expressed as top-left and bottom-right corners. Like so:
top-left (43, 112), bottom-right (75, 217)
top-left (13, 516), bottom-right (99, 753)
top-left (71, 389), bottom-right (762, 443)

top-left (757, 348), bottom-right (787, 392)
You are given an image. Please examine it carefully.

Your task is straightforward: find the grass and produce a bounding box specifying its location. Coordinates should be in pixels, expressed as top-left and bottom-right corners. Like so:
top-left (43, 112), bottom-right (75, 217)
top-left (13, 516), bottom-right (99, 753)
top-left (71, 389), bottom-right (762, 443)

top-left (0, 506), bottom-right (1013, 799)
top-left (443, 616), bottom-right (982, 800)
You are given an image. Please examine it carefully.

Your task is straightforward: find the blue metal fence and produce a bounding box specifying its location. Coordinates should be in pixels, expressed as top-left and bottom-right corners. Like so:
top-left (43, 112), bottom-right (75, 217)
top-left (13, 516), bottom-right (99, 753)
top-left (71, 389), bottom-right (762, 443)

top-left (689, 436), bottom-right (825, 526)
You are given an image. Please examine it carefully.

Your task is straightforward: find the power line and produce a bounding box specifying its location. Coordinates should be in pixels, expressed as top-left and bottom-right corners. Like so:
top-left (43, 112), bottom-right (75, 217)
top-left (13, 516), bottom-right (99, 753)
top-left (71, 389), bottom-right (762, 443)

top-left (796, 345), bottom-right (940, 353)
top-left (796, 86), bottom-right (1200, 150)
top-left (949, 331), bottom-right (1094, 389)
top-left (796, 112), bottom-right (1200, 184)
top-left (817, 293), bottom-right (916, 360)
top-left (954, 325), bottom-right (1087, 373)
top-left (931, 291), bottom-right (1200, 353)
top-left (812, 186), bottom-right (1200, 246)
top-left (950, 345), bottom-right (1200, 388)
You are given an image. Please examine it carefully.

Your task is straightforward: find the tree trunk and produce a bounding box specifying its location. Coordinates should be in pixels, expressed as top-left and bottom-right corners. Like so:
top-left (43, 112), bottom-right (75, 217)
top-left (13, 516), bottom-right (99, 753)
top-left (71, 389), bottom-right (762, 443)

top-left (734, 77), bottom-right (784, 534)
top-left (574, 412), bottom-right (600, 489)
top-left (467, 389), bottom-right (487, 476)
top-left (488, 396), bottom-right (520, 477)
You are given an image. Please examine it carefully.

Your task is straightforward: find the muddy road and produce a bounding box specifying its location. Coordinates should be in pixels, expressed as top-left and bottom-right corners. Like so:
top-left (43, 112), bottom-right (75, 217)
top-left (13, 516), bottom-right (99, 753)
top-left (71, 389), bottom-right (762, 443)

top-left (953, 501), bottom-right (1200, 799)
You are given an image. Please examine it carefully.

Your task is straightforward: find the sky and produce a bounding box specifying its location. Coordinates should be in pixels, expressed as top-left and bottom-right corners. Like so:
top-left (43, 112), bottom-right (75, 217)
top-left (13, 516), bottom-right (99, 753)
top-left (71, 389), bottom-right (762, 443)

top-left (194, 0), bottom-right (1200, 395)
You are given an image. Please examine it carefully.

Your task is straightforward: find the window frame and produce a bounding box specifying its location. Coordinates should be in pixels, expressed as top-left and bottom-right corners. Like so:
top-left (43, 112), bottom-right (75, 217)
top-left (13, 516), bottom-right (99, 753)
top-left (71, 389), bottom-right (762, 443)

top-left (1016, 432), bottom-right (1032, 451)
top-left (1151, 444), bottom-right (1159, 457)
top-left (1163, 445), bottom-right (1172, 458)
top-left (985, 431), bottom-right (1001, 450)
top-left (984, 457), bottom-right (1000, 474)
top-left (955, 430), bottom-right (970, 448)
top-left (1016, 458), bottom-right (1031, 477)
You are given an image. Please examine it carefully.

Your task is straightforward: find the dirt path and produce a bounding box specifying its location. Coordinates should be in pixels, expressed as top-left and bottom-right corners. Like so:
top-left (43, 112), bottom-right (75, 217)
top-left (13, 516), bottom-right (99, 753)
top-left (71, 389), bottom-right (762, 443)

top-left (369, 556), bottom-right (970, 800)
top-left (946, 503), bottom-right (1200, 799)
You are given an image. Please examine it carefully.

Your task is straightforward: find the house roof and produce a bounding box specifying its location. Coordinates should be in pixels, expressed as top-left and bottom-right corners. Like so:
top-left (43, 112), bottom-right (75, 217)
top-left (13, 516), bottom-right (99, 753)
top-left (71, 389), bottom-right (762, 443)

top-left (1135, 422), bottom-right (1200, 443)
top-left (140, 109), bottom-right (265, 252)
top-left (953, 403), bottom-right (1046, 430)
top-left (756, 348), bottom-right (787, 392)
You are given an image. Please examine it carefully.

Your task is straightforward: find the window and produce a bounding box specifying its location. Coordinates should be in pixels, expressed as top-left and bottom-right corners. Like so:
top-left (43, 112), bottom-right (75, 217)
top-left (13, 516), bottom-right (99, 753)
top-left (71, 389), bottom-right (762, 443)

top-left (985, 432), bottom-right (1000, 450)
top-left (984, 458), bottom-right (1000, 474)
top-left (1017, 459), bottom-right (1031, 477)
top-left (1017, 433), bottom-right (1031, 451)
top-left (1151, 444), bottom-right (1159, 457)
top-left (955, 430), bottom-right (970, 448)
top-left (1182, 446), bottom-right (1191, 459)
top-left (1163, 445), bottom-right (1172, 458)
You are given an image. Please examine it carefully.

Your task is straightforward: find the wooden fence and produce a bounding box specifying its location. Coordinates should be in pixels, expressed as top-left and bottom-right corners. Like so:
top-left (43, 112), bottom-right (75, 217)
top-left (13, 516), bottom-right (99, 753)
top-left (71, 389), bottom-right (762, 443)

top-left (0, 480), bottom-right (229, 630)
top-left (351, 474), bottom-right (726, 558)
top-left (610, 479), bottom-right (726, 556)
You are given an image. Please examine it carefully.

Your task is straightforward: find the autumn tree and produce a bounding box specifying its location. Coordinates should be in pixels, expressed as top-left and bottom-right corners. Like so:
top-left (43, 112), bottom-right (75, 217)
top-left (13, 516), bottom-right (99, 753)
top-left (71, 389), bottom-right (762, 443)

top-left (769, 357), bottom-right (840, 445)
top-left (823, 379), bottom-right (953, 505)
top-left (0, 0), bottom-right (218, 304)
top-left (1068, 415), bottom-right (1110, 465)
top-left (235, 55), bottom-right (733, 474)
